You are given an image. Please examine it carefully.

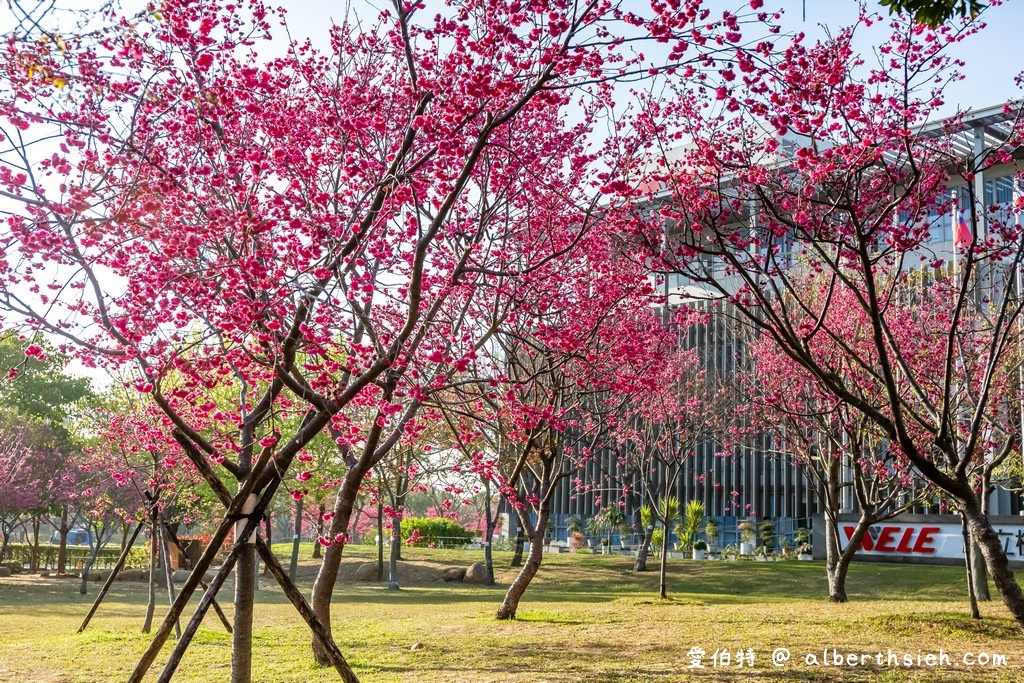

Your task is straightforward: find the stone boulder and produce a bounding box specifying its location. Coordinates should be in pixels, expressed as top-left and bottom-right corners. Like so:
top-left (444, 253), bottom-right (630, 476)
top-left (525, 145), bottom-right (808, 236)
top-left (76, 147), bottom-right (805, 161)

top-left (0, 567), bottom-right (11, 578)
top-left (354, 562), bottom-right (379, 581)
top-left (171, 568), bottom-right (218, 583)
top-left (118, 569), bottom-right (145, 582)
top-left (441, 567), bottom-right (466, 583)
top-left (463, 562), bottom-right (491, 585)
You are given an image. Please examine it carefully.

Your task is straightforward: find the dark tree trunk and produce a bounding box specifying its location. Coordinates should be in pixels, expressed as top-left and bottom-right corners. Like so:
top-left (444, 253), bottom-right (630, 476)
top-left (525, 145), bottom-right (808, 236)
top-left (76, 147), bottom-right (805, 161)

top-left (388, 515), bottom-right (401, 590)
top-left (56, 505), bottom-right (68, 575)
top-left (634, 526), bottom-right (654, 572)
top-left (496, 530), bottom-right (544, 620)
top-left (289, 496), bottom-right (304, 583)
top-left (143, 512), bottom-right (159, 633)
top-left (963, 504), bottom-right (1024, 630)
top-left (482, 479), bottom-right (496, 585)
top-left (658, 522), bottom-right (669, 599)
top-left (970, 532), bottom-right (991, 602)
top-left (826, 515), bottom-right (873, 604)
top-left (310, 470), bottom-right (364, 666)
top-left (262, 513), bottom-right (272, 575)
top-left (30, 516), bottom-right (41, 571)
top-left (961, 512), bottom-right (981, 619)
top-left (79, 542), bottom-right (100, 595)
top-left (511, 529), bottom-right (525, 567)
top-left (312, 501), bottom-right (325, 559)
top-left (232, 542), bottom-right (256, 683)
top-left (159, 520), bottom-right (181, 639)
top-left (376, 499), bottom-right (384, 581)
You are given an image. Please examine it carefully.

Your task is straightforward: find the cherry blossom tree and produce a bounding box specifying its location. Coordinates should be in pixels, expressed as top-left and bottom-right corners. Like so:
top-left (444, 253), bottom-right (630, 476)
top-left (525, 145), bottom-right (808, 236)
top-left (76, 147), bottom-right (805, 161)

top-left (0, 420), bottom-right (63, 564)
top-left (600, 340), bottom-right (730, 597)
top-left (629, 9), bottom-right (1024, 627)
top-left (0, 0), bottom-right (793, 677)
top-left (746, 290), bottom-right (936, 603)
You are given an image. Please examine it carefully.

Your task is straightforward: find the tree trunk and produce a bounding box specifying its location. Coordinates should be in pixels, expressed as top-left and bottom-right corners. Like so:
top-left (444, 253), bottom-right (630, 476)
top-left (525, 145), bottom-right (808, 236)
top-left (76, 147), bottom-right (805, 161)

top-left (963, 505), bottom-right (1024, 630)
top-left (658, 523), bottom-right (669, 599)
top-left (230, 492), bottom-right (260, 683)
top-left (376, 499), bottom-right (384, 581)
top-left (56, 505), bottom-right (68, 575)
top-left (289, 496), bottom-right (304, 584)
top-left (511, 529), bottom-right (525, 567)
top-left (826, 516), bottom-right (873, 604)
top-left (961, 512), bottom-right (981, 619)
top-left (30, 516), bottom-right (41, 571)
top-left (0, 529), bottom-right (8, 565)
top-left (79, 543), bottom-right (100, 595)
top-left (496, 531), bottom-right (544, 620)
top-left (312, 501), bottom-right (325, 559)
top-left (388, 515), bottom-right (401, 590)
top-left (262, 513), bottom-right (272, 575)
top-left (159, 521), bottom-right (181, 640)
top-left (310, 472), bottom-right (364, 665)
top-left (482, 486), bottom-right (497, 586)
top-left (970, 533), bottom-right (991, 602)
top-left (143, 513), bottom-right (158, 633)
top-left (634, 526), bottom-right (654, 572)
top-left (232, 542), bottom-right (256, 683)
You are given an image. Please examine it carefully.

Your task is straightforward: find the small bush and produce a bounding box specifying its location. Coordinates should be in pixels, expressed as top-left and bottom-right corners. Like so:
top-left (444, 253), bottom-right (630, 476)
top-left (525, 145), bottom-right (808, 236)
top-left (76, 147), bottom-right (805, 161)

top-left (398, 517), bottom-right (475, 548)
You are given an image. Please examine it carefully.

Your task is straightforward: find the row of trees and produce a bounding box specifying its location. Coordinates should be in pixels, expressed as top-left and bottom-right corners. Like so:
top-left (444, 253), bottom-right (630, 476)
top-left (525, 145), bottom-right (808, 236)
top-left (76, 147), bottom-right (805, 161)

top-left (1, 1), bottom-right (1023, 682)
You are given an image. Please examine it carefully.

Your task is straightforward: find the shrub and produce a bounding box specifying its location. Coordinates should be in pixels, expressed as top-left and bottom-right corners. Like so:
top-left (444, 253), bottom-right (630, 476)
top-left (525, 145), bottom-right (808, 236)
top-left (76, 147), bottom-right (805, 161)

top-left (398, 517), bottom-right (474, 548)
top-left (2, 542), bottom-right (149, 569)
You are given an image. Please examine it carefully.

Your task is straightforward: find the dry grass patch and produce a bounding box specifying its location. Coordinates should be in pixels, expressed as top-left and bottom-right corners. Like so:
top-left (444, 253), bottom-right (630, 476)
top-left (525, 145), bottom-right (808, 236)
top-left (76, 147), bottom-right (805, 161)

top-left (0, 545), bottom-right (1020, 681)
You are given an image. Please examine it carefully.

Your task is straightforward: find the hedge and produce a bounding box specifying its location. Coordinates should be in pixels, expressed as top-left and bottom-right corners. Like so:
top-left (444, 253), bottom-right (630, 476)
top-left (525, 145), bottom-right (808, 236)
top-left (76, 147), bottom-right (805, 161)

top-left (398, 517), bottom-right (475, 548)
top-left (0, 542), bottom-right (149, 570)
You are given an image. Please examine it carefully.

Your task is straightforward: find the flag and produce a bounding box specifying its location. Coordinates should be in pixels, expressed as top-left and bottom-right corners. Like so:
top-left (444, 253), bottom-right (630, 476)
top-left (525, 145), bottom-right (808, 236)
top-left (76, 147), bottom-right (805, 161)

top-left (954, 209), bottom-right (972, 249)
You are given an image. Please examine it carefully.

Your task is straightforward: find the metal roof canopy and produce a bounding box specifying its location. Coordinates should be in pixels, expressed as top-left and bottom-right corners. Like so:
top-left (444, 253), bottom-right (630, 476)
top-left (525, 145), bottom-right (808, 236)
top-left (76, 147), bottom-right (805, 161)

top-left (917, 101), bottom-right (1023, 160)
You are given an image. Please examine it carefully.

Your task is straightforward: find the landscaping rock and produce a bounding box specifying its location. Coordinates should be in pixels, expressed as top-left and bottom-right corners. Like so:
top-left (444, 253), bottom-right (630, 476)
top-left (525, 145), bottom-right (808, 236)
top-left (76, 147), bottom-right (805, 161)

top-left (0, 567), bottom-right (11, 578)
top-left (354, 562), bottom-right (379, 581)
top-left (442, 567), bottom-right (466, 583)
top-left (118, 569), bottom-right (144, 582)
top-left (171, 568), bottom-right (218, 583)
top-left (463, 562), bottom-right (491, 584)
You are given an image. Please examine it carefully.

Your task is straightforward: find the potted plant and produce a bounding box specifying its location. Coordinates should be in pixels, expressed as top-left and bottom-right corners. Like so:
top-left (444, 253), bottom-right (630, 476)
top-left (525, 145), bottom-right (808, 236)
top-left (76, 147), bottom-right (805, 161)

top-left (692, 539), bottom-right (708, 560)
top-left (759, 518), bottom-right (774, 551)
top-left (722, 544), bottom-right (738, 561)
top-left (797, 543), bottom-right (813, 561)
top-left (566, 516), bottom-right (586, 551)
top-left (704, 518), bottom-right (719, 552)
top-left (650, 528), bottom-right (664, 558)
top-left (754, 545), bottom-right (769, 562)
top-left (601, 537), bottom-right (611, 554)
top-left (793, 527), bottom-right (810, 559)
top-left (778, 536), bottom-right (792, 557)
top-left (737, 518), bottom-right (756, 556)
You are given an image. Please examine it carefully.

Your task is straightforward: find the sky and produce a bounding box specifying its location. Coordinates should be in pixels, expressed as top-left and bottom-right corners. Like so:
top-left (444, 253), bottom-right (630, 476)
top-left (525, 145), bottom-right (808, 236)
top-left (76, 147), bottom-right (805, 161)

top-left (20, 0), bottom-right (1024, 386)
top-left (265, 0), bottom-right (1022, 117)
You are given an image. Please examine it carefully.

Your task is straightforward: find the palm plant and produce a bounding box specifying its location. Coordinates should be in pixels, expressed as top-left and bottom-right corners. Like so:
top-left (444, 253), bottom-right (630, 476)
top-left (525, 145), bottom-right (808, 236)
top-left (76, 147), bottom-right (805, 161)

top-left (677, 500), bottom-right (705, 549)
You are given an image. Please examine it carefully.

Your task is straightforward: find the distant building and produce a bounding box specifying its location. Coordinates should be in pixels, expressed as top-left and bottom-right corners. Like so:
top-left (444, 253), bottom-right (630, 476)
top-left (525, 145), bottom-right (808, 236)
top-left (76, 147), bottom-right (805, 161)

top-left (543, 103), bottom-right (1024, 547)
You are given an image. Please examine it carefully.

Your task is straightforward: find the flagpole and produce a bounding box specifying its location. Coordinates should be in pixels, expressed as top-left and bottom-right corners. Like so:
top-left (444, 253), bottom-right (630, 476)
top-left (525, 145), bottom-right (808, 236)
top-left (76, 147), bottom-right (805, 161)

top-left (1014, 178), bottom-right (1024, 472)
top-left (952, 189), bottom-right (960, 285)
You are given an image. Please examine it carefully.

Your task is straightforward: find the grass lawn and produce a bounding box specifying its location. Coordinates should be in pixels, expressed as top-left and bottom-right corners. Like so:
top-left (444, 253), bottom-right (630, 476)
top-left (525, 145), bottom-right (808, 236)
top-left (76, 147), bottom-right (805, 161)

top-left (0, 545), bottom-right (1021, 682)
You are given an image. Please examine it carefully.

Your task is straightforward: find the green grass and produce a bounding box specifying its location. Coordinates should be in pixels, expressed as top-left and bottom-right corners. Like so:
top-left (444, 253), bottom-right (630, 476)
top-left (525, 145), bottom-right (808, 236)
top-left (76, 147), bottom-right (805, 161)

top-left (0, 545), bottom-right (1021, 681)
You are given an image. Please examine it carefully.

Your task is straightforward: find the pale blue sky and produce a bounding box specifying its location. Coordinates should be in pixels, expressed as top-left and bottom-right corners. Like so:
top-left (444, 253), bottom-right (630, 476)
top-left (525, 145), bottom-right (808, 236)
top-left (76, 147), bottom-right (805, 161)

top-left (270, 0), bottom-right (1020, 117)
